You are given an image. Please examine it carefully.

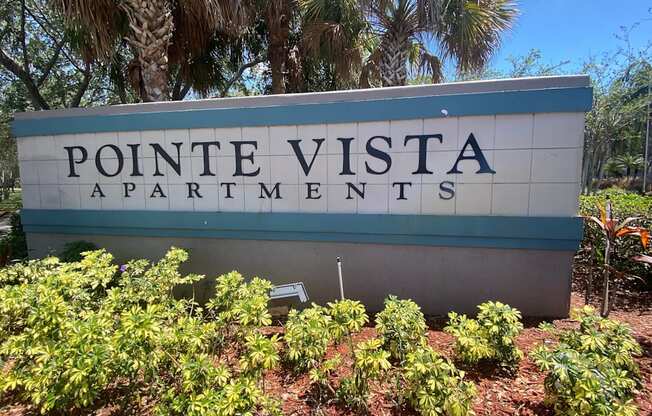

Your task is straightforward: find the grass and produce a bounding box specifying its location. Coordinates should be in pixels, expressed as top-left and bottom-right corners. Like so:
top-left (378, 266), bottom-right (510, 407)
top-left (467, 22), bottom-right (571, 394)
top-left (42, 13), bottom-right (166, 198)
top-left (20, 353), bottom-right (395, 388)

top-left (0, 189), bottom-right (22, 213)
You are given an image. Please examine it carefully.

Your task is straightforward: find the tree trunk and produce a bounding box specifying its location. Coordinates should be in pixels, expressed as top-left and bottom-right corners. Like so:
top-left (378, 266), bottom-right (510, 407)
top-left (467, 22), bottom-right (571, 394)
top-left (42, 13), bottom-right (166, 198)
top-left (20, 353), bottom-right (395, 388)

top-left (269, 44), bottom-right (286, 94)
top-left (601, 239), bottom-right (611, 317)
top-left (585, 247), bottom-right (593, 305)
top-left (378, 30), bottom-right (410, 87)
top-left (266, 0), bottom-right (290, 94)
top-left (121, 0), bottom-right (174, 102)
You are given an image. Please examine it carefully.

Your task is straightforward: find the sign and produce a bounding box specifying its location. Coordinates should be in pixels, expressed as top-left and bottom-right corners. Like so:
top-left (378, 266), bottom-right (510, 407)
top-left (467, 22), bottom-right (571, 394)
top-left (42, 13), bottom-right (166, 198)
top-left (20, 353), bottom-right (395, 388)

top-left (13, 76), bottom-right (593, 316)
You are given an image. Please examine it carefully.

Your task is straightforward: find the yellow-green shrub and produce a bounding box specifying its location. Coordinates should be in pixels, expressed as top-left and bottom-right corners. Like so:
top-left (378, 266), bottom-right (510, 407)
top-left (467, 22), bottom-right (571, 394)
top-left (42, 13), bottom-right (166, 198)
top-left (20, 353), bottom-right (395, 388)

top-left (283, 304), bottom-right (332, 371)
top-left (0, 248), bottom-right (279, 415)
top-left (375, 295), bottom-right (428, 362)
top-left (445, 301), bottom-right (524, 371)
top-left (402, 346), bottom-right (476, 416)
top-left (532, 306), bottom-right (641, 416)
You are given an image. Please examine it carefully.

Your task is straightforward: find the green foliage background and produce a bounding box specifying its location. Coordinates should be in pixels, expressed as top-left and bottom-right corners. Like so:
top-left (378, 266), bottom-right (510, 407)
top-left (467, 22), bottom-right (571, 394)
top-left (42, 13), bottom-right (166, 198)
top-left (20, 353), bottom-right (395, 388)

top-left (578, 189), bottom-right (652, 290)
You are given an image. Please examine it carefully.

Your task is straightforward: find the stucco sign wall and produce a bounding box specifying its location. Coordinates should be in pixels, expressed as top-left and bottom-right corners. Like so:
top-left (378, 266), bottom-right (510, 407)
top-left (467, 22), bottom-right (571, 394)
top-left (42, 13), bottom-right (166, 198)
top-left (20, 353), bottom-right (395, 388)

top-left (13, 76), bottom-right (592, 316)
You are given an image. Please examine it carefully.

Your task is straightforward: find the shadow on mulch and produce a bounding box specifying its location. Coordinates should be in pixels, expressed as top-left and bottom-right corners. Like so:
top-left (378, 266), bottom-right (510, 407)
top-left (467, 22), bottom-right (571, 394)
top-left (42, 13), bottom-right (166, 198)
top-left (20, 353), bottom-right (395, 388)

top-left (510, 398), bottom-right (554, 415)
top-left (455, 360), bottom-right (517, 383)
top-left (638, 337), bottom-right (652, 358)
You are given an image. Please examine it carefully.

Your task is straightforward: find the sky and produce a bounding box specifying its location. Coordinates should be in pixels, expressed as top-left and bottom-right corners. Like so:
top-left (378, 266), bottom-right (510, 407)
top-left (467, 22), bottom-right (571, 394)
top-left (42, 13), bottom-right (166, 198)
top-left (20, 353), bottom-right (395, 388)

top-left (488, 0), bottom-right (652, 73)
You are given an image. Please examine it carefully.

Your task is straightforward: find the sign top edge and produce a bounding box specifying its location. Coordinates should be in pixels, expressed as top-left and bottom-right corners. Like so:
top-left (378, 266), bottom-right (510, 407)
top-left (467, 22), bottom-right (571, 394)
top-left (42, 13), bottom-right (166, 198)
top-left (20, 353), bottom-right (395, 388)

top-left (13, 75), bottom-right (591, 121)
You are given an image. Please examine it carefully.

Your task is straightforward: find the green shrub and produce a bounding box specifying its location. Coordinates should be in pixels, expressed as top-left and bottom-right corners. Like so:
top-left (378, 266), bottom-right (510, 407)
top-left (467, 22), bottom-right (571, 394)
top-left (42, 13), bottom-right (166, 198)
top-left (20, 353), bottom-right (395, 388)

top-left (239, 332), bottom-right (280, 377)
top-left (0, 248), bottom-right (279, 415)
top-left (283, 304), bottom-right (332, 371)
top-left (375, 295), bottom-right (428, 362)
top-left (157, 374), bottom-right (282, 416)
top-left (206, 272), bottom-right (273, 348)
top-left (445, 301), bottom-right (523, 371)
top-left (532, 306), bottom-right (641, 416)
top-left (58, 240), bottom-right (98, 262)
top-left (327, 299), bottom-right (368, 346)
top-left (308, 354), bottom-right (341, 401)
top-left (336, 337), bottom-right (391, 410)
top-left (402, 346), bottom-right (476, 416)
top-left (579, 189), bottom-right (652, 290)
top-left (0, 212), bottom-right (27, 265)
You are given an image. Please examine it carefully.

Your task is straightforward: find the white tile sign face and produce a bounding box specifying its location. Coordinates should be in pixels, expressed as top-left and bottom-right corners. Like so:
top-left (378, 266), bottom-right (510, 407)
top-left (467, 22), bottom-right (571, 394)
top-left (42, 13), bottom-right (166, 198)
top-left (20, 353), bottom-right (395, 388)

top-left (18, 113), bottom-right (584, 217)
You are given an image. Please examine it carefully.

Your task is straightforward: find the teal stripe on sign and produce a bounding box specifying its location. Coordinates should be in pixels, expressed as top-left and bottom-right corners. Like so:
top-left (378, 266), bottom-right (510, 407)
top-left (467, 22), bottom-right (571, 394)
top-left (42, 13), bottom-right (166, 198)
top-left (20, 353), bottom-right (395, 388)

top-left (12, 87), bottom-right (593, 137)
top-left (20, 209), bottom-right (584, 251)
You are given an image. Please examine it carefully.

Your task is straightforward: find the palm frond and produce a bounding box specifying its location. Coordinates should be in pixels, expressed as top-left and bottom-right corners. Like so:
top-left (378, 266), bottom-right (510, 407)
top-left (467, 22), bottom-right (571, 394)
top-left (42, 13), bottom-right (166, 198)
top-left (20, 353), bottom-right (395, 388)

top-left (300, 0), bottom-right (369, 88)
top-left (53, 0), bottom-right (124, 59)
top-left (169, 0), bottom-right (248, 64)
top-left (437, 0), bottom-right (517, 73)
top-left (415, 45), bottom-right (443, 84)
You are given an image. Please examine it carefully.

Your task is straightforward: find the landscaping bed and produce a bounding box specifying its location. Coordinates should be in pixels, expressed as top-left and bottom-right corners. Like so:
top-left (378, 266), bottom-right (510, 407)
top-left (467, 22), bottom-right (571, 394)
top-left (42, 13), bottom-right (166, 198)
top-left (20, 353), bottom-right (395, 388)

top-left (252, 293), bottom-right (651, 416)
top-left (1, 247), bottom-right (650, 416)
top-left (1, 287), bottom-right (649, 416)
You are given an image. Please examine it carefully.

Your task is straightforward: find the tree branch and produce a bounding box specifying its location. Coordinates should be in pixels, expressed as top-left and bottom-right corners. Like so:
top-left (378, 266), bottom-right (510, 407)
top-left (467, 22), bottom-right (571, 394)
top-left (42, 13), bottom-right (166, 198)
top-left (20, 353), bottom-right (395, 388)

top-left (20, 0), bottom-right (30, 75)
top-left (178, 83), bottom-right (191, 100)
top-left (0, 47), bottom-right (50, 110)
top-left (70, 62), bottom-right (92, 108)
top-left (24, 4), bottom-right (85, 73)
top-left (219, 56), bottom-right (266, 97)
top-left (37, 39), bottom-right (65, 86)
top-left (171, 70), bottom-right (184, 100)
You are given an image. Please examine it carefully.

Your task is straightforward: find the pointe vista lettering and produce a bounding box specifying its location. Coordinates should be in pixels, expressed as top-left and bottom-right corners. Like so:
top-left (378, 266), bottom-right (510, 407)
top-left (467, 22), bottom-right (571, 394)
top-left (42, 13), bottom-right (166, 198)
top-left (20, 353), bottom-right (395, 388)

top-left (65, 132), bottom-right (494, 203)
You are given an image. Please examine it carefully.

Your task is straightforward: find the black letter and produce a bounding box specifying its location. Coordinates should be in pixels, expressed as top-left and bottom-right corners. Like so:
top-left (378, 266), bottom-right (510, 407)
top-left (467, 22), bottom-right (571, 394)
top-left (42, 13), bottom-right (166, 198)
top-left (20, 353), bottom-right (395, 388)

top-left (365, 136), bottom-right (392, 174)
top-left (447, 133), bottom-right (496, 174)
top-left (95, 144), bottom-right (124, 177)
top-left (221, 182), bottom-right (236, 198)
top-left (150, 142), bottom-right (182, 176)
top-left (231, 141), bottom-right (261, 176)
top-left (187, 182), bottom-right (202, 198)
top-left (439, 181), bottom-right (455, 200)
top-left (259, 183), bottom-right (282, 199)
top-left (338, 138), bottom-right (355, 175)
top-left (90, 183), bottom-right (105, 198)
top-left (392, 182), bottom-right (412, 200)
top-left (346, 182), bottom-right (366, 200)
top-left (123, 182), bottom-right (136, 197)
top-left (150, 183), bottom-right (167, 198)
top-left (306, 182), bottom-right (322, 199)
top-left (288, 138), bottom-right (325, 175)
top-left (64, 146), bottom-right (87, 177)
top-left (404, 134), bottom-right (442, 174)
top-left (191, 141), bottom-right (221, 176)
top-left (127, 144), bottom-right (143, 176)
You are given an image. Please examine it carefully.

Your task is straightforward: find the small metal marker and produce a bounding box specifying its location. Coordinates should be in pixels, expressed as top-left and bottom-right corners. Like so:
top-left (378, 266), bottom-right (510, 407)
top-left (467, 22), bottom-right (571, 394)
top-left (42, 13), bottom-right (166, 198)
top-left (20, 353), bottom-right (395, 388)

top-left (336, 256), bottom-right (345, 300)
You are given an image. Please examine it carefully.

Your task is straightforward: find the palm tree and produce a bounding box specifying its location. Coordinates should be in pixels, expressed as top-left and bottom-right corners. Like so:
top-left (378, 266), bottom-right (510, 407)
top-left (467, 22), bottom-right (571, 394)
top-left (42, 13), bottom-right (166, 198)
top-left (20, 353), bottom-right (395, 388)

top-left (603, 158), bottom-right (623, 178)
top-left (362, 0), bottom-right (518, 87)
top-left (262, 0), bottom-right (293, 94)
top-left (54, 0), bottom-right (247, 101)
top-left (613, 154), bottom-right (645, 178)
top-left (255, 0), bottom-right (371, 94)
top-left (300, 0), bottom-right (371, 91)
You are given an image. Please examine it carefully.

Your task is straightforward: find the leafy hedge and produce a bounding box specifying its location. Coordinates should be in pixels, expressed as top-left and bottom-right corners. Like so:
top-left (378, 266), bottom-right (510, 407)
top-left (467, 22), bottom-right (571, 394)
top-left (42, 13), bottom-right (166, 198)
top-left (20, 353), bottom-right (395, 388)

top-left (0, 248), bottom-right (643, 415)
top-left (445, 301), bottom-right (524, 372)
top-left (0, 248), bottom-right (282, 415)
top-left (0, 248), bottom-right (484, 415)
top-left (533, 306), bottom-right (641, 415)
top-left (578, 188), bottom-right (652, 290)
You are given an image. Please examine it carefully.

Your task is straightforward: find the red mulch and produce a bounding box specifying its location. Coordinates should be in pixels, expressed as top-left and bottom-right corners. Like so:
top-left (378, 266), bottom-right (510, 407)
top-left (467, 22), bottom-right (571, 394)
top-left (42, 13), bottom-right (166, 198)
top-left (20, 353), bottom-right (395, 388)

top-left (265, 292), bottom-right (652, 416)
top-left (1, 292), bottom-right (651, 416)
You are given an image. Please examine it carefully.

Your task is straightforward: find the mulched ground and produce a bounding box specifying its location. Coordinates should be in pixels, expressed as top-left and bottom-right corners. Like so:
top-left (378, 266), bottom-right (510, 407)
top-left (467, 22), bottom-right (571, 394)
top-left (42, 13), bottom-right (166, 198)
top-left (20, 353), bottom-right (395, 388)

top-left (262, 292), bottom-right (652, 416)
top-left (1, 292), bottom-right (650, 416)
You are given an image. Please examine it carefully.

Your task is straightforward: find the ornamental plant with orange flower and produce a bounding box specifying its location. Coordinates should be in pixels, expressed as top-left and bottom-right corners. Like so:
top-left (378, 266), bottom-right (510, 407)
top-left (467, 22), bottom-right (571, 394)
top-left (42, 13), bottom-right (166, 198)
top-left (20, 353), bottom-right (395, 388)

top-left (586, 197), bottom-right (649, 317)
